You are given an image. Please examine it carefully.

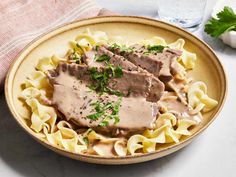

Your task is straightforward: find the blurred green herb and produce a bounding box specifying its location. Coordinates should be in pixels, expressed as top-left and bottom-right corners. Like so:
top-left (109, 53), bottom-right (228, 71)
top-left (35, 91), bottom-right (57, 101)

top-left (94, 54), bottom-right (110, 62)
top-left (83, 137), bottom-right (89, 146)
top-left (147, 45), bottom-right (165, 53)
top-left (70, 49), bottom-right (81, 64)
top-left (110, 43), bottom-right (134, 53)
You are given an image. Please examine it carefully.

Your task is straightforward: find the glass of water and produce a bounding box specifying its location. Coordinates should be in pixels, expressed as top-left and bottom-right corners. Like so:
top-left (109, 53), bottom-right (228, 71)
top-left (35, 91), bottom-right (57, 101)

top-left (157, 0), bottom-right (207, 31)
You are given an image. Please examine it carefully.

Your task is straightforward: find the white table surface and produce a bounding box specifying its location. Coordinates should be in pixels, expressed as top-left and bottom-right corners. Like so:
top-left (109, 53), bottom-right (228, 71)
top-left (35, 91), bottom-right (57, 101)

top-left (0, 0), bottom-right (236, 176)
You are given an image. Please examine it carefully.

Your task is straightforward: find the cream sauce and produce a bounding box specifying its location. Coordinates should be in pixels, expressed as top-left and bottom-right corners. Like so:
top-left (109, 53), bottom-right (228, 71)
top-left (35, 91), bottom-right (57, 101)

top-left (52, 69), bottom-right (158, 130)
top-left (158, 92), bottom-right (202, 123)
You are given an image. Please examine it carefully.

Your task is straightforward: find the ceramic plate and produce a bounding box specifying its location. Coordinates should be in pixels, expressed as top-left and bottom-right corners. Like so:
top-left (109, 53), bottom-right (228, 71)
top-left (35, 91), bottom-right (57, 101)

top-left (5, 16), bottom-right (227, 164)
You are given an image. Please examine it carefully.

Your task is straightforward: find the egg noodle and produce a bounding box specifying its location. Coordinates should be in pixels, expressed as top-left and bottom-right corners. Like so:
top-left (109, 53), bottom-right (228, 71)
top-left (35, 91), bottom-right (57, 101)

top-left (20, 29), bottom-right (218, 156)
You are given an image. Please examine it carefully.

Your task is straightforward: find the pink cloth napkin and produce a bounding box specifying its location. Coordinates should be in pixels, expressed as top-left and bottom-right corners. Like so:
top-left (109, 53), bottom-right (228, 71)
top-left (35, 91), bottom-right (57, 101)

top-left (0, 0), bottom-right (114, 91)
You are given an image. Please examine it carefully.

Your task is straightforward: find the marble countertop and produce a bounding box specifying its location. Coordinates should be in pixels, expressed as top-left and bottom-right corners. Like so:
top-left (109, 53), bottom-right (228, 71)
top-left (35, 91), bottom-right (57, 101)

top-left (0, 0), bottom-right (236, 176)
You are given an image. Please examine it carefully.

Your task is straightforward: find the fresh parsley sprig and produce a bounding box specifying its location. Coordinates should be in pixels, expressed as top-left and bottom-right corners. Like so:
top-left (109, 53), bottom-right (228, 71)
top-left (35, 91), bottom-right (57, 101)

top-left (205, 6), bottom-right (236, 37)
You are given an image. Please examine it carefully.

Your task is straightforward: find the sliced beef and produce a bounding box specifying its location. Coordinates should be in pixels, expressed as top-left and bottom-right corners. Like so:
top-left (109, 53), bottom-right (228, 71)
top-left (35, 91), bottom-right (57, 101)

top-left (48, 63), bottom-right (91, 86)
top-left (83, 50), bottom-right (103, 68)
top-left (109, 44), bottom-right (183, 83)
top-left (167, 78), bottom-right (191, 105)
top-left (109, 44), bottom-right (163, 79)
top-left (49, 66), bottom-right (158, 130)
top-left (167, 48), bottom-right (186, 78)
top-left (48, 62), bottom-right (164, 102)
top-left (170, 60), bottom-right (186, 77)
top-left (106, 44), bottom-right (189, 104)
top-left (84, 45), bottom-right (145, 73)
top-left (109, 70), bottom-right (164, 102)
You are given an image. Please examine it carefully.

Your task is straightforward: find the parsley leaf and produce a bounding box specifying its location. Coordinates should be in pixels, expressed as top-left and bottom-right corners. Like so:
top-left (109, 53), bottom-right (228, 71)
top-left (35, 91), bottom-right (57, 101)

top-left (86, 112), bottom-right (104, 120)
top-left (95, 45), bottom-right (99, 51)
top-left (106, 63), bottom-right (123, 78)
top-left (89, 67), bottom-right (109, 94)
top-left (112, 97), bottom-right (122, 115)
top-left (147, 45), bottom-right (165, 53)
top-left (114, 66), bottom-right (123, 78)
top-left (204, 6), bottom-right (236, 37)
top-left (94, 54), bottom-right (110, 62)
top-left (110, 43), bottom-right (120, 51)
top-left (86, 97), bottom-right (122, 127)
top-left (98, 121), bottom-right (109, 127)
top-left (70, 50), bottom-right (81, 64)
top-left (83, 137), bottom-right (89, 145)
top-left (89, 65), bottom-right (123, 96)
top-left (120, 45), bottom-right (134, 53)
top-left (110, 43), bottom-right (134, 53)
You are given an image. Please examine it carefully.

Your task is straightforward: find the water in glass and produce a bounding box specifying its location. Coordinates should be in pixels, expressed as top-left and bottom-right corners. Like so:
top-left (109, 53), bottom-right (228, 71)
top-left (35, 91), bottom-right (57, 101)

top-left (157, 0), bottom-right (207, 31)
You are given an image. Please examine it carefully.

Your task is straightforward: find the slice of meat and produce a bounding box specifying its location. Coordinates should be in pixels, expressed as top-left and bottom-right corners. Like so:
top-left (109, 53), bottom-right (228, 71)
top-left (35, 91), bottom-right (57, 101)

top-left (107, 44), bottom-right (189, 104)
top-left (84, 46), bottom-right (145, 73)
top-left (167, 78), bottom-right (192, 105)
top-left (82, 46), bottom-right (164, 101)
top-left (48, 62), bottom-right (91, 86)
top-left (109, 44), bottom-right (183, 83)
top-left (110, 44), bottom-right (163, 79)
top-left (167, 48), bottom-right (186, 79)
top-left (83, 50), bottom-right (103, 68)
top-left (108, 70), bottom-right (164, 102)
top-left (50, 68), bottom-right (158, 130)
top-left (48, 62), bottom-right (164, 102)
top-left (170, 60), bottom-right (186, 77)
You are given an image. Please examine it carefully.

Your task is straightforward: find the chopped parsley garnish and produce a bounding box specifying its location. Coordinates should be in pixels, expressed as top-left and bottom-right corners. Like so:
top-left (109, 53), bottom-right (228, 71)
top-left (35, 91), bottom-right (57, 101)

top-left (107, 63), bottom-right (123, 78)
top-left (70, 49), bottom-right (81, 64)
top-left (110, 43), bottom-right (134, 53)
top-left (89, 67), bottom-right (109, 93)
top-left (83, 137), bottom-right (89, 146)
top-left (147, 45), bottom-right (165, 53)
top-left (110, 43), bottom-right (121, 51)
top-left (99, 121), bottom-right (109, 127)
top-left (86, 97), bottom-right (122, 127)
top-left (114, 66), bottom-right (123, 77)
top-left (94, 54), bottom-right (110, 62)
top-left (95, 45), bottom-right (99, 51)
top-left (86, 112), bottom-right (104, 120)
top-left (123, 46), bottom-right (134, 53)
top-left (89, 64), bottom-right (123, 96)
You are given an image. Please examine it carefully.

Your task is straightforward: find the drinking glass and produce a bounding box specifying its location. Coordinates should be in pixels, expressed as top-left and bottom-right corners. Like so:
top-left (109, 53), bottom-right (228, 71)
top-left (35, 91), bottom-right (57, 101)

top-left (157, 0), bottom-right (207, 31)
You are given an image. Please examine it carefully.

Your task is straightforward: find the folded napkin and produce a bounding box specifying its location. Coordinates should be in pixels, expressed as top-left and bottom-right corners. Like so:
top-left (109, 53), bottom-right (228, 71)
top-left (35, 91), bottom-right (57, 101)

top-left (0, 0), bottom-right (114, 91)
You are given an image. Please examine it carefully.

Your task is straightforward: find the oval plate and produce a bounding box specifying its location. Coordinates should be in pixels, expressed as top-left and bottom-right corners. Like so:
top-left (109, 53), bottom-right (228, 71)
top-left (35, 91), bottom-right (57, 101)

top-left (5, 16), bottom-right (227, 165)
